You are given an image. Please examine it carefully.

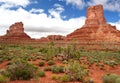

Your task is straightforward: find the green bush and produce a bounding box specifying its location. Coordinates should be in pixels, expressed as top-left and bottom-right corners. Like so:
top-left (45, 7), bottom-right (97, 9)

top-left (31, 56), bottom-right (37, 61)
top-left (105, 61), bottom-right (118, 67)
top-left (86, 78), bottom-right (94, 83)
top-left (102, 74), bottom-right (119, 83)
top-left (6, 58), bottom-right (38, 80)
top-left (52, 66), bottom-right (60, 73)
top-left (59, 74), bottom-right (70, 82)
top-left (51, 66), bottom-right (64, 74)
top-left (44, 66), bottom-right (52, 71)
top-left (115, 78), bottom-right (120, 83)
top-left (38, 61), bottom-right (44, 66)
top-left (64, 60), bottom-right (88, 82)
top-left (37, 71), bottom-right (45, 77)
top-left (47, 60), bottom-right (55, 66)
top-left (0, 74), bottom-right (9, 83)
top-left (58, 66), bottom-right (64, 73)
top-left (52, 74), bottom-right (57, 80)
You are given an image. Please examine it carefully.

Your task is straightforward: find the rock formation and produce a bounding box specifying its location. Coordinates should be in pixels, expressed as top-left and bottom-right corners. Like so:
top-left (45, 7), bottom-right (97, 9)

top-left (0, 22), bottom-right (31, 43)
top-left (35, 37), bottom-right (49, 42)
top-left (47, 35), bottom-right (65, 41)
top-left (85, 5), bottom-right (106, 25)
top-left (36, 35), bottom-right (65, 42)
top-left (66, 4), bottom-right (120, 42)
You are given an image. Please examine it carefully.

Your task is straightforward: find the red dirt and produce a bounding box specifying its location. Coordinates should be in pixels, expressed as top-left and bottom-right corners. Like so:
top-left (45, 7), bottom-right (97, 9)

top-left (0, 61), bottom-right (10, 69)
top-left (1, 60), bottom-right (120, 83)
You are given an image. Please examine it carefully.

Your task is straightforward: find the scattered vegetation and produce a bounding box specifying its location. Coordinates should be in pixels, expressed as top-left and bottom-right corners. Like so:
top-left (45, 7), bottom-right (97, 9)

top-left (0, 43), bottom-right (120, 83)
top-left (38, 61), bottom-right (44, 66)
top-left (59, 74), bottom-right (70, 82)
top-left (51, 65), bottom-right (64, 74)
top-left (0, 74), bottom-right (9, 83)
top-left (44, 66), bottom-right (52, 71)
top-left (2, 58), bottom-right (38, 80)
top-left (102, 74), bottom-right (120, 83)
top-left (64, 60), bottom-right (88, 82)
top-left (47, 60), bottom-right (55, 66)
top-left (37, 70), bottom-right (45, 77)
top-left (51, 74), bottom-right (57, 80)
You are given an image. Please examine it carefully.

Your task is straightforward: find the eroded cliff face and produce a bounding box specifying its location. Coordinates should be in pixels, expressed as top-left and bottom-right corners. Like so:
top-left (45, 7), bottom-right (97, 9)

top-left (67, 5), bottom-right (120, 42)
top-left (85, 5), bottom-right (106, 25)
top-left (0, 22), bottom-right (31, 43)
top-left (6, 22), bottom-right (24, 35)
top-left (36, 35), bottom-right (65, 42)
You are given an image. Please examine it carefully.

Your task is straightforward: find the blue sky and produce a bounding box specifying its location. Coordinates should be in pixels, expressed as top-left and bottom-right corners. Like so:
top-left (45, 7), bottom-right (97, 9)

top-left (0, 0), bottom-right (120, 38)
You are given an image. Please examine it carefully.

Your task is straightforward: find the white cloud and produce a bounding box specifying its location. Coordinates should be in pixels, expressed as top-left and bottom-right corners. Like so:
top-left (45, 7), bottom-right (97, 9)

top-left (48, 3), bottom-right (65, 19)
top-left (65, 0), bottom-right (85, 9)
top-left (0, 0), bottom-right (120, 39)
top-left (109, 21), bottom-right (120, 30)
top-left (0, 0), bottom-right (31, 8)
top-left (30, 8), bottom-right (44, 13)
top-left (88, 0), bottom-right (120, 12)
top-left (63, 0), bottom-right (120, 12)
top-left (0, 6), bottom-right (85, 38)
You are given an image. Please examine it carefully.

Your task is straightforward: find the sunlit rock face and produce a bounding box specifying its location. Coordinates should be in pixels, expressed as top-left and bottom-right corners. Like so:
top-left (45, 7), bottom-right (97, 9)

top-left (0, 22), bottom-right (31, 43)
top-left (85, 4), bottom-right (106, 25)
top-left (66, 4), bottom-right (120, 42)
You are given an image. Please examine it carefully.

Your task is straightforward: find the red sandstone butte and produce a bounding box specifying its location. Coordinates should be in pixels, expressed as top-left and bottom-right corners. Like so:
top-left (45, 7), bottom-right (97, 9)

top-left (37, 35), bottom-right (65, 42)
top-left (47, 35), bottom-right (65, 41)
top-left (66, 4), bottom-right (120, 42)
top-left (0, 22), bottom-right (31, 43)
top-left (35, 37), bottom-right (49, 42)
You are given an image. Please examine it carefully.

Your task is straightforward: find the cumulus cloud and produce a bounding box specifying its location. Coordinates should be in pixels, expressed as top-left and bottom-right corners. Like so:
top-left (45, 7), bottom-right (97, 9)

top-left (109, 21), bottom-right (120, 30)
top-left (63, 0), bottom-right (120, 12)
top-left (48, 3), bottom-right (65, 19)
top-left (30, 8), bottom-right (44, 14)
top-left (0, 0), bottom-right (120, 39)
top-left (0, 0), bottom-right (31, 8)
top-left (87, 0), bottom-right (120, 12)
top-left (0, 4), bottom-right (85, 38)
top-left (65, 0), bottom-right (85, 9)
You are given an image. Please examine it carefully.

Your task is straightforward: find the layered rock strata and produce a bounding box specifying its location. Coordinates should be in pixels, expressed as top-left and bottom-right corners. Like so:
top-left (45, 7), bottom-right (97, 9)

top-left (66, 5), bottom-right (120, 42)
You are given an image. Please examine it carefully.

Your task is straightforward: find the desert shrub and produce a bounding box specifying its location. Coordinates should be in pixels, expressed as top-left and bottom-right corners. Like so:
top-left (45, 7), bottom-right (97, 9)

top-left (51, 66), bottom-right (64, 74)
top-left (64, 60), bottom-right (88, 82)
top-left (0, 59), bottom-right (3, 64)
top-left (86, 78), bottom-right (94, 83)
top-left (38, 61), bottom-right (44, 66)
top-left (63, 45), bottom-right (81, 61)
top-left (104, 60), bottom-right (118, 67)
top-left (7, 62), bottom-right (12, 65)
top-left (44, 66), bottom-right (52, 71)
top-left (59, 74), bottom-right (70, 82)
top-left (0, 74), bottom-right (9, 83)
top-left (52, 66), bottom-right (60, 73)
top-left (62, 60), bottom-right (68, 64)
top-left (102, 74), bottom-right (119, 83)
top-left (47, 60), bottom-right (55, 66)
top-left (4, 56), bottom-right (13, 61)
top-left (52, 74), bottom-right (57, 80)
top-left (37, 71), bottom-right (45, 77)
top-left (115, 78), bottom-right (120, 83)
top-left (58, 66), bottom-right (64, 73)
top-left (31, 56), bottom-right (37, 61)
top-left (45, 50), bottom-right (54, 61)
top-left (6, 58), bottom-right (38, 80)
